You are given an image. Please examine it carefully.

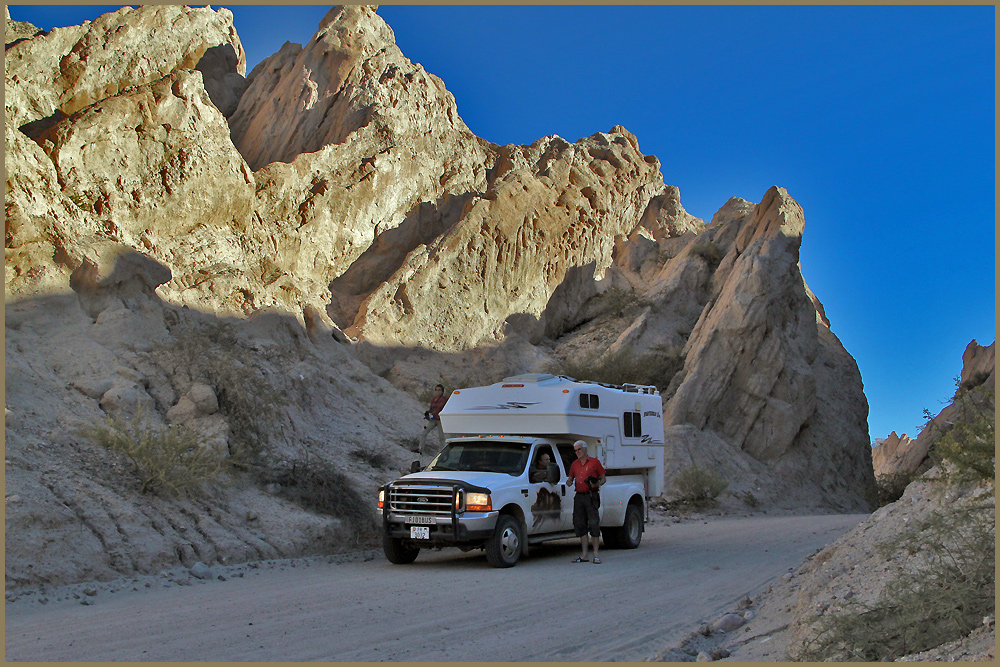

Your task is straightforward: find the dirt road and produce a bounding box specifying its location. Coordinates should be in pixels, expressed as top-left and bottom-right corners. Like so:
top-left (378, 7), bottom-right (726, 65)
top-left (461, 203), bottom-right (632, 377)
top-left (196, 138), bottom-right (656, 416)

top-left (5, 513), bottom-right (866, 661)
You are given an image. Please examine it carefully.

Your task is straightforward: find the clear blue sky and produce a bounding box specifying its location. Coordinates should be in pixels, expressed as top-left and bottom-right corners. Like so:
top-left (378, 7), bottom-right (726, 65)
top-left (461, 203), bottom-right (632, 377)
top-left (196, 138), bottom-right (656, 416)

top-left (10, 5), bottom-right (995, 442)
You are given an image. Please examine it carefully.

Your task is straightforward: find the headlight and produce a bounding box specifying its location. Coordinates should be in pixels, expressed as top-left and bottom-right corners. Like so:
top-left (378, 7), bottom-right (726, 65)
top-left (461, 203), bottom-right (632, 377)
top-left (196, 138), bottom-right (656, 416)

top-left (466, 492), bottom-right (492, 512)
top-left (378, 489), bottom-right (385, 508)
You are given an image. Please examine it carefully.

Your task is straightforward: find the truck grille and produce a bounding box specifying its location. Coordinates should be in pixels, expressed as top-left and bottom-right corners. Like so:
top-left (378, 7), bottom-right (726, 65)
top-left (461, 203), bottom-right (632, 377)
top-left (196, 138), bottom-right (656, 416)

top-left (388, 484), bottom-right (454, 517)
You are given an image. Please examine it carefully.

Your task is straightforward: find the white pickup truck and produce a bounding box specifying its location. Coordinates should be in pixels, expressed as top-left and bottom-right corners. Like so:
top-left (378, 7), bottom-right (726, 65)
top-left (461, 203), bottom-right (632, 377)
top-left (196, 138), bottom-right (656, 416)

top-left (378, 373), bottom-right (665, 567)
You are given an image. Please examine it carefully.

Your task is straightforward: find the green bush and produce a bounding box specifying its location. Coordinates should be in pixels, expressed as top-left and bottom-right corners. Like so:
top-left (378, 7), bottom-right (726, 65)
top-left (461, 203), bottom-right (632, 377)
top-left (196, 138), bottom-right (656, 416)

top-left (930, 387), bottom-right (994, 484)
top-left (81, 404), bottom-right (228, 496)
top-left (671, 465), bottom-right (729, 505)
top-left (796, 501), bottom-right (995, 661)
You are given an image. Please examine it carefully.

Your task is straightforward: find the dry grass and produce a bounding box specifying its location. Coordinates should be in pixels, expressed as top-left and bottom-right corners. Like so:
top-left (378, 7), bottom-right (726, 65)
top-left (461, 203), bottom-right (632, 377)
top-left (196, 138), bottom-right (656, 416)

top-left (81, 404), bottom-right (229, 496)
top-left (156, 318), bottom-right (289, 466)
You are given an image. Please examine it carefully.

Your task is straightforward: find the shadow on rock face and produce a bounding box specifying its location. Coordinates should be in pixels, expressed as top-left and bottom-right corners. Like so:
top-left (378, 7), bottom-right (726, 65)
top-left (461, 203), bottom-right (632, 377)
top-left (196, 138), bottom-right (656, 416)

top-left (70, 250), bottom-right (173, 320)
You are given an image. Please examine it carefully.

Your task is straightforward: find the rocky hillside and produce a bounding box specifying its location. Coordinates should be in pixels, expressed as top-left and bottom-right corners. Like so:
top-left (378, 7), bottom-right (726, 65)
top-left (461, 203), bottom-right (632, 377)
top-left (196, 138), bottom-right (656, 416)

top-left (656, 341), bottom-right (994, 662)
top-left (7, 4), bottom-right (875, 591)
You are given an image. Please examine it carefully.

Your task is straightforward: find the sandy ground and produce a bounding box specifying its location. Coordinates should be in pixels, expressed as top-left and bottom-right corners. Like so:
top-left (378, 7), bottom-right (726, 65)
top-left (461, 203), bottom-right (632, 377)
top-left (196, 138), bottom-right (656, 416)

top-left (4, 512), bottom-right (865, 662)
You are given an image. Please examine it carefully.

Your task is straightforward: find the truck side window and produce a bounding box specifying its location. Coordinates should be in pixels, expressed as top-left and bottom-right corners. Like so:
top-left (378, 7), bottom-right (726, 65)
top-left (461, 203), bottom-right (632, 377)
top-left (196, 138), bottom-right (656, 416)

top-left (578, 393), bottom-right (599, 409)
top-left (623, 411), bottom-right (641, 438)
top-left (530, 446), bottom-right (557, 483)
top-left (556, 444), bottom-right (576, 476)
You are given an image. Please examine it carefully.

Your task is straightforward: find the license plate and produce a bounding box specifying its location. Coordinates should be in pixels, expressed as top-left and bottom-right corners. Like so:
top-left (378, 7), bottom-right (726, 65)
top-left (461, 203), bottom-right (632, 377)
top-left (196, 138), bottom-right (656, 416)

top-left (410, 526), bottom-right (430, 539)
top-left (405, 515), bottom-right (435, 525)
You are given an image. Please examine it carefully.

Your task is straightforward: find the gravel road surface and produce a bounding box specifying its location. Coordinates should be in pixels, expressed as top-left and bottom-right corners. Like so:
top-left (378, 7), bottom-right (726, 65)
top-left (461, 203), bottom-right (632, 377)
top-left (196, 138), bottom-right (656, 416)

top-left (5, 513), bottom-right (866, 661)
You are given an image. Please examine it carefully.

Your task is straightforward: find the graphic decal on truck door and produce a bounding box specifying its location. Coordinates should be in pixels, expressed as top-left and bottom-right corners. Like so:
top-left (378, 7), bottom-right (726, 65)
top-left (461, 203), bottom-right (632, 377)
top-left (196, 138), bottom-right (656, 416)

top-left (530, 488), bottom-right (561, 530)
top-left (527, 445), bottom-right (561, 532)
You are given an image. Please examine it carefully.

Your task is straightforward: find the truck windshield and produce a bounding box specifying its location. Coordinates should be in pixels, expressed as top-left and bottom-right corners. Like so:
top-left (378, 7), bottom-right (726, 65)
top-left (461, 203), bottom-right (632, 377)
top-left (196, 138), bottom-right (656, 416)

top-left (426, 441), bottom-right (530, 476)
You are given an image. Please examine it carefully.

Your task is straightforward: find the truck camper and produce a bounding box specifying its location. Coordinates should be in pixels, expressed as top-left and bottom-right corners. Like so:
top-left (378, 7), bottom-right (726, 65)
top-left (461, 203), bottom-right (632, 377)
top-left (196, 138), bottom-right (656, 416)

top-left (377, 373), bottom-right (665, 567)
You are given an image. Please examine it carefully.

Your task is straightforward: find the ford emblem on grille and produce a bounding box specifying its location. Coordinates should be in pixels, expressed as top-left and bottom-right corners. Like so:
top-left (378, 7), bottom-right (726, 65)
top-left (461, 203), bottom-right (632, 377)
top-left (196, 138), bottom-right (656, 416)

top-left (417, 496), bottom-right (429, 503)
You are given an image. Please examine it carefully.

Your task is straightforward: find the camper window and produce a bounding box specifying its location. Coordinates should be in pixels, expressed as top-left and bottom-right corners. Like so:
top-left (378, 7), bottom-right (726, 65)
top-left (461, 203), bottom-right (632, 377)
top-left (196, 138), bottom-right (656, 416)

top-left (624, 411), bottom-right (642, 438)
top-left (579, 393), bottom-right (600, 410)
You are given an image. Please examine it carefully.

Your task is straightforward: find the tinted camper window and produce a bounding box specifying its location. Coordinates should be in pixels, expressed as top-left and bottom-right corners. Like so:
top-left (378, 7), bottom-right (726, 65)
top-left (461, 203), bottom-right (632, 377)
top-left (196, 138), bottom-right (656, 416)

top-left (624, 411), bottom-right (641, 438)
top-left (579, 393), bottom-right (599, 409)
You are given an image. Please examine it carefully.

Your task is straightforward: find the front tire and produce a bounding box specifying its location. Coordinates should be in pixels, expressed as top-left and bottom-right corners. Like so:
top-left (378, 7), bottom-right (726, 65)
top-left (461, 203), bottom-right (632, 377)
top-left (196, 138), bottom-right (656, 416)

top-left (383, 534), bottom-right (420, 564)
top-left (485, 514), bottom-right (523, 568)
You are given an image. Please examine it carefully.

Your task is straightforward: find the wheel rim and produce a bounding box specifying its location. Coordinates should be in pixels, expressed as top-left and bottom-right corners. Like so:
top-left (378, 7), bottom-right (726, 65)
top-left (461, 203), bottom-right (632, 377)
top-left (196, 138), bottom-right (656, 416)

top-left (500, 526), bottom-right (519, 559)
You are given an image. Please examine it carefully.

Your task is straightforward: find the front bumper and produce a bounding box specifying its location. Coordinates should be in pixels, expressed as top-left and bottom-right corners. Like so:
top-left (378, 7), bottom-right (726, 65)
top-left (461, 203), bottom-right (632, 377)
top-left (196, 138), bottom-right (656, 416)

top-left (382, 510), bottom-right (498, 546)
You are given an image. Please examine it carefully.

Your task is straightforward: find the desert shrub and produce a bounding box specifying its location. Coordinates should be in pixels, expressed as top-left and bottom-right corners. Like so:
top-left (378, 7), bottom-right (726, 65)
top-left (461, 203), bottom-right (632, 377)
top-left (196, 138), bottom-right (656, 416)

top-left (81, 404), bottom-right (228, 496)
top-left (691, 241), bottom-right (723, 267)
top-left (959, 370), bottom-right (992, 392)
top-left (739, 490), bottom-right (760, 508)
top-left (348, 440), bottom-right (393, 469)
top-left (591, 286), bottom-right (643, 320)
top-left (550, 344), bottom-right (684, 391)
top-left (671, 465), bottom-right (729, 505)
top-left (929, 387), bottom-right (994, 484)
top-left (257, 457), bottom-right (377, 544)
top-left (864, 471), bottom-right (916, 508)
top-left (157, 319), bottom-right (289, 466)
top-left (797, 501), bottom-right (995, 661)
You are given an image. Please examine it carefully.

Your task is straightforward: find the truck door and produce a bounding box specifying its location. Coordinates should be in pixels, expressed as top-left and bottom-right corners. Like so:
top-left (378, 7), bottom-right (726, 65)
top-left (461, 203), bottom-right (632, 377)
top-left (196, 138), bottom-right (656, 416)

top-left (526, 444), bottom-right (561, 535)
top-left (554, 442), bottom-right (578, 532)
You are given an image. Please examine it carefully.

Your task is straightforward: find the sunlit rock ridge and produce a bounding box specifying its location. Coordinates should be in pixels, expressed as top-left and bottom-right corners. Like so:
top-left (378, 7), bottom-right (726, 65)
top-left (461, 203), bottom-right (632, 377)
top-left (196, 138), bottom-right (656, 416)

top-left (5, 5), bottom-right (874, 588)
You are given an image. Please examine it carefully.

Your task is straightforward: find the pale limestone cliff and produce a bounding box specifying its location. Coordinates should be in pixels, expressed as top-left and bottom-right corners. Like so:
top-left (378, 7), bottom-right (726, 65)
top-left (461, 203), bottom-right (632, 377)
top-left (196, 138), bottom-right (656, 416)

top-left (343, 127), bottom-right (671, 350)
top-left (5, 5), bottom-right (245, 128)
top-left (4, 4), bottom-right (878, 589)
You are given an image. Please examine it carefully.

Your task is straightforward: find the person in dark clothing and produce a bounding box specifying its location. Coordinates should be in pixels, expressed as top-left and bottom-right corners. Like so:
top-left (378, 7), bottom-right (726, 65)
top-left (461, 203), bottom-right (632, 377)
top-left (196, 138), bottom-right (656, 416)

top-left (418, 384), bottom-right (448, 454)
top-left (530, 452), bottom-right (554, 483)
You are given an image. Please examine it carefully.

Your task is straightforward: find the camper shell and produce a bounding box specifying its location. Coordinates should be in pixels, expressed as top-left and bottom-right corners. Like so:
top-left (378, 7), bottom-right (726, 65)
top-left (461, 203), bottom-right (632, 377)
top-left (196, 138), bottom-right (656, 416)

top-left (440, 373), bottom-right (665, 495)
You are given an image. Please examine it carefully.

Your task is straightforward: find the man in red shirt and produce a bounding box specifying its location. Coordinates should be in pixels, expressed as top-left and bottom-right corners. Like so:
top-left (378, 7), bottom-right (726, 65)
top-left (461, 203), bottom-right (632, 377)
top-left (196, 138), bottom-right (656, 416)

top-left (418, 384), bottom-right (448, 455)
top-left (567, 440), bottom-right (606, 563)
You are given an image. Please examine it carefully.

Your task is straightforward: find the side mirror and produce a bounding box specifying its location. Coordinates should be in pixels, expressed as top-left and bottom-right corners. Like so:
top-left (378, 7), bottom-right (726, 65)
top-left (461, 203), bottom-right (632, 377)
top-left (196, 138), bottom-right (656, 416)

top-left (546, 462), bottom-right (560, 484)
top-left (410, 460), bottom-right (422, 473)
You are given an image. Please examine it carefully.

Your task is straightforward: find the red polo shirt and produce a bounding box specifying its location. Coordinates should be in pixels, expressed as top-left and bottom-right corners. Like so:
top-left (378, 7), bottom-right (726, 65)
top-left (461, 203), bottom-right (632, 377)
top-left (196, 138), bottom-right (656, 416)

top-left (568, 456), bottom-right (605, 493)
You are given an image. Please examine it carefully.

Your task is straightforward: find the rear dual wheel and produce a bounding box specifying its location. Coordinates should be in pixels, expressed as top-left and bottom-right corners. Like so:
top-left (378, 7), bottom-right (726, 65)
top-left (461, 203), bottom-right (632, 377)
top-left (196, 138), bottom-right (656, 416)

top-left (604, 502), bottom-right (643, 549)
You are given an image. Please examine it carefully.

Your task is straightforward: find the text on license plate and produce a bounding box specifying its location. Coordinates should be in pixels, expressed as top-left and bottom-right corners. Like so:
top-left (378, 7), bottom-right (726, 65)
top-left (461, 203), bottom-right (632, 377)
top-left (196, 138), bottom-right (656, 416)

top-left (410, 526), bottom-right (430, 539)
top-left (405, 515), bottom-right (435, 525)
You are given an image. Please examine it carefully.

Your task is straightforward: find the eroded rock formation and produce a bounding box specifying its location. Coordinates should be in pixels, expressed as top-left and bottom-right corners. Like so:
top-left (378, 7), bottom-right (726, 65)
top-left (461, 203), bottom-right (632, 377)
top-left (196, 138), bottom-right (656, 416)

top-left (5, 4), bottom-right (879, 588)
